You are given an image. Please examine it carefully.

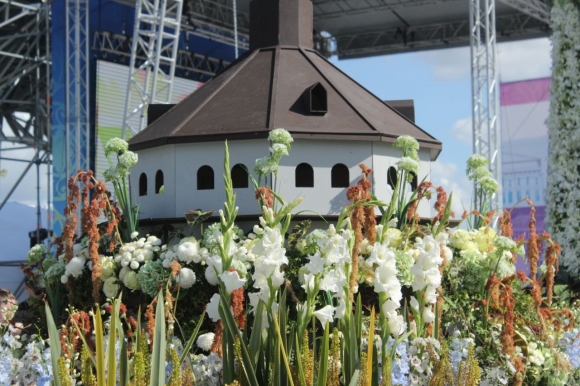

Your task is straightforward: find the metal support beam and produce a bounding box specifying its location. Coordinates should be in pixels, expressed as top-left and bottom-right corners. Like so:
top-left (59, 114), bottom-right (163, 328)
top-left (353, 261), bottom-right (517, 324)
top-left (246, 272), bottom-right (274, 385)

top-left (332, 11), bottom-right (548, 58)
top-left (497, 0), bottom-right (549, 24)
top-left (470, 0), bottom-right (501, 210)
top-left (122, 0), bottom-right (184, 137)
top-left (65, 0), bottom-right (90, 231)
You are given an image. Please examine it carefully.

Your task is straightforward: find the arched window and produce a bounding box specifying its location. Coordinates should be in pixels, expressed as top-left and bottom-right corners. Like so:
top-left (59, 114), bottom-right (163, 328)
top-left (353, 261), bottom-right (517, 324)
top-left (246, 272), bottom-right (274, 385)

top-left (197, 165), bottom-right (214, 190)
top-left (331, 163), bottom-right (349, 188)
top-left (139, 173), bottom-right (147, 196)
top-left (409, 171), bottom-right (418, 191)
top-left (155, 170), bottom-right (164, 194)
top-left (295, 163), bottom-right (314, 187)
top-left (387, 166), bottom-right (397, 190)
top-left (231, 164), bottom-right (249, 189)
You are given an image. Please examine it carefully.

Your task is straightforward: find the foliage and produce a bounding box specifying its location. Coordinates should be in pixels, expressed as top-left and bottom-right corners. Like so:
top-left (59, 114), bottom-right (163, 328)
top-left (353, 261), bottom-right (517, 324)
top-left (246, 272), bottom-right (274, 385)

top-left (13, 131), bottom-right (580, 385)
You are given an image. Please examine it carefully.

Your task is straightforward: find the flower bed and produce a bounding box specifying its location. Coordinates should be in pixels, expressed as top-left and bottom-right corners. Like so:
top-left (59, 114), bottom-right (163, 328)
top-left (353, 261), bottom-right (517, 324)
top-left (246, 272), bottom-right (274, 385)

top-left (3, 132), bottom-right (580, 386)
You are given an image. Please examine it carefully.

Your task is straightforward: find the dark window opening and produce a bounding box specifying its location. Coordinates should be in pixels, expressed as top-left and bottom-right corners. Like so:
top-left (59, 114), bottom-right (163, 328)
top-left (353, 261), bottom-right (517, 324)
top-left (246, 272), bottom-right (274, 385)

top-left (231, 164), bottom-right (249, 189)
top-left (155, 170), bottom-right (164, 194)
top-left (331, 163), bottom-right (349, 188)
top-left (388, 167), bottom-right (398, 190)
top-left (295, 163), bottom-right (314, 187)
top-left (139, 173), bottom-right (147, 196)
top-left (409, 171), bottom-right (418, 191)
top-left (197, 165), bottom-right (215, 190)
top-left (309, 83), bottom-right (327, 113)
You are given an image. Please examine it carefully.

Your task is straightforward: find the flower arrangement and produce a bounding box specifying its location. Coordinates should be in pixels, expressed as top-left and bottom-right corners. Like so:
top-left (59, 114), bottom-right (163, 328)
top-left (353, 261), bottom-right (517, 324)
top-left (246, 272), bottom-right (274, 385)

top-left (546, 0), bottom-right (580, 278)
top-left (12, 131), bottom-right (580, 385)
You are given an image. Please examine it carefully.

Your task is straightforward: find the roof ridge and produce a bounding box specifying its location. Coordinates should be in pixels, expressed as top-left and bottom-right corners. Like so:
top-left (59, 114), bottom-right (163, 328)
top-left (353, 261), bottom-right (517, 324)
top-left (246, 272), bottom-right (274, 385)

top-left (267, 46), bottom-right (281, 129)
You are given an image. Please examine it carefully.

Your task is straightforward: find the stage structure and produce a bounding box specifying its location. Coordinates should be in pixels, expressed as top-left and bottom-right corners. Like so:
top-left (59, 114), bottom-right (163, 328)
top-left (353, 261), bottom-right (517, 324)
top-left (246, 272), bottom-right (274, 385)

top-left (0, 0), bottom-right (52, 236)
top-left (0, 0), bottom-right (552, 250)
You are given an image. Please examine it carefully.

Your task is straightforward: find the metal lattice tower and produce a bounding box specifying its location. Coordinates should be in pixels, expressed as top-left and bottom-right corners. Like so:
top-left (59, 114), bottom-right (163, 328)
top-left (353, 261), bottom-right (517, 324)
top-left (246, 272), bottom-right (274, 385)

top-left (122, 0), bottom-right (184, 137)
top-left (65, 0), bottom-right (90, 227)
top-left (469, 0), bottom-right (501, 210)
top-left (0, 0), bottom-right (52, 236)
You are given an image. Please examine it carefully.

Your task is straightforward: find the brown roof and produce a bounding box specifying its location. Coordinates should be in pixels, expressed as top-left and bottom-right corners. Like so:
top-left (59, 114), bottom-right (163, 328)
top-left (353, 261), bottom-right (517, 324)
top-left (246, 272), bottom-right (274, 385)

top-left (128, 0), bottom-right (442, 160)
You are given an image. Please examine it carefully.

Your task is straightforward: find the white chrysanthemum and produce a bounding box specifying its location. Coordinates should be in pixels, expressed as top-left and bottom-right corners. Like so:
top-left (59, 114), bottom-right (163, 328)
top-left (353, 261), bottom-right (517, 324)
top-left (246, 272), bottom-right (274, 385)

top-left (123, 270), bottom-right (141, 291)
top-left (197, 333), bottom-right (215, 351)
top-left (178, 268), bottom-right (196, 289)
top-left (103, 277), bottom-right (120, 298)
top-left (177, 241), bottom-right (200, 264)
top-left (104, 137), bottom-right (128, 157)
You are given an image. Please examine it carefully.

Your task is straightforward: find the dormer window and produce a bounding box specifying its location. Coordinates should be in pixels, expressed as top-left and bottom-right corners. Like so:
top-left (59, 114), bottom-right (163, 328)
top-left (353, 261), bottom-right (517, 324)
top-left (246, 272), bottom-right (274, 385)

top-left (331, 164), bottom-right (349, 188)
top-left (302, 82), bottom-right (327, 115)
top-left (231, 164), bottom-right (249, 189)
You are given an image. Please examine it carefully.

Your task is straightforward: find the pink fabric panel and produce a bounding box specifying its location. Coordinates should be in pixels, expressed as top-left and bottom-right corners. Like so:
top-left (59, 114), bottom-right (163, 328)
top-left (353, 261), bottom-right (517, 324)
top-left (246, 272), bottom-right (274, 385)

top-left (500, 78), bottom-right (551, 106)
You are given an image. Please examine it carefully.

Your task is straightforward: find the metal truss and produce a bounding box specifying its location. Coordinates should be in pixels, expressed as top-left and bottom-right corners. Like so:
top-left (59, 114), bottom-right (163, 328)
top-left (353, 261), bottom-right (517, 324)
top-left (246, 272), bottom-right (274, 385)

top-left (0, 0), bottom-right (52, 234)
top-left (185, 0), bottom-right (249, 35)
top-left (497, 0), bottom-right (549, 24)
top-left (93, 31), bottom-right (229, 79)
top-left (122, 0), bottom-right (185, 137)
top-left (65, 0), bottom-right (90, 231)
top-left (313, 0), bottom-right (456, 20)
top-left (470, 0), bottom-right (501, 210)
top-left (332, 12), bottom-right (547, 58)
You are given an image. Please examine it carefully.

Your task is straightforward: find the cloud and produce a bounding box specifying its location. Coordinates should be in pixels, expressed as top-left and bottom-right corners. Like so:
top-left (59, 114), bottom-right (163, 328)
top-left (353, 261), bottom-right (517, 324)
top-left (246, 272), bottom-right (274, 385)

top-left (450, 117), bottom-right (473, 143)
top-left (430, 160), bottom-right (473, 218)
top-left (415, 47), bottom-right (470, 81)
top-left (497, 38), bottom-right (551, 82)
top-left (414, 38), bottom-right (551, 82)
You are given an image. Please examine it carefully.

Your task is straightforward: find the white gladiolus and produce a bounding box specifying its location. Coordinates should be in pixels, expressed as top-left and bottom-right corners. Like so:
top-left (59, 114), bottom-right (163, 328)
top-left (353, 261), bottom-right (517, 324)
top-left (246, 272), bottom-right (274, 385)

top-left (313, 305), bottom-right (335, 329)
top-left (206, 294), bottom-right (221, 322)
top-left (218, 271), bottom-right (246, 293)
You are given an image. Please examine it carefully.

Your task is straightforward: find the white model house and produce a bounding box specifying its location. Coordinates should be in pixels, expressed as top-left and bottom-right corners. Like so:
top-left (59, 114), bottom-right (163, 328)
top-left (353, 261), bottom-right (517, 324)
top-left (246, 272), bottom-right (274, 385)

top-left (127, 0), bottom-right (442, 225)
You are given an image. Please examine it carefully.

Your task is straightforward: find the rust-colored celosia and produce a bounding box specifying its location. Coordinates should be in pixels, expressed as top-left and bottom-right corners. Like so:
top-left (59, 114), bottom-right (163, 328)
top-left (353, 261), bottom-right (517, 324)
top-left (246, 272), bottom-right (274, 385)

top-left (255, 186), bottom-right (274, 209)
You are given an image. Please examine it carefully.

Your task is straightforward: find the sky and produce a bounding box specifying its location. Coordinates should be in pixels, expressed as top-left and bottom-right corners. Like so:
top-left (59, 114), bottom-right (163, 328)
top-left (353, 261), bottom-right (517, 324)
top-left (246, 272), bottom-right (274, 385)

top-left (330, 37), bottom-right (552, 214)
top-left (0, 37), bottom-right (552, 232)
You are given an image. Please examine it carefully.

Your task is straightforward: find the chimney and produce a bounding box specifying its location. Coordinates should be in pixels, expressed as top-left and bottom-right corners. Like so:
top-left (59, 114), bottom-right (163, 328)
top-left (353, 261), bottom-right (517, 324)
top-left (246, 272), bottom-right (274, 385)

top-left (249, 0), bottom-right (314, 51)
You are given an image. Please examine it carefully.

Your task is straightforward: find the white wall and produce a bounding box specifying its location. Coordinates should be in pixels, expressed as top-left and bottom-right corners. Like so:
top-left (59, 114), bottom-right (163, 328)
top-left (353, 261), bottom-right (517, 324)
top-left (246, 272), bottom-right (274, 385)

top-left (130, 145), bottom-right (177, 218)
top-left (278, 139), bottom-right (373, 215)
top-left (174, 140), bottom-right (269, 217)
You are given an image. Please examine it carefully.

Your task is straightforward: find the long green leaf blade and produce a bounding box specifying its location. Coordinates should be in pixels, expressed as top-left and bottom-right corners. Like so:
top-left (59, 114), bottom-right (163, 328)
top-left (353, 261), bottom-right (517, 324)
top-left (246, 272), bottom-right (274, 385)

top-left (316, 322), bottom-right (330, 386)
top-left (150, 292), bottom-right (167, 386)
top-left (45, 302), bottom-right (62, 386)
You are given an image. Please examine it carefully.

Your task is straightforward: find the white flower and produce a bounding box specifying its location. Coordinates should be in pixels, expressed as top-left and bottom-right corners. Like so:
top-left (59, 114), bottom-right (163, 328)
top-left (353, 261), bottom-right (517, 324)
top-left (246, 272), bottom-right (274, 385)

top-left (422, 306), bottom-right (435, 323)
top-left (396, 156), bottom-right (419, 173)
top-left (130, 231), bottom-right (139, 239)
top-left (410, 296), bottom-right (420, 312)
top-left (64, 256), bottom-right (86, 278)
top-left (206, 294), bottom-right (221, 322)
top-left (218, 271), bottom-right (246, 293)
top-left (313, 305), bottom-right (335, 329)
top-left (268, 128), bottom-right (293, 146)
top-left (178, 268), bottom-right (196, 289)
top-left (177, 241), bottom-right (200, 264)
top-left (103, 277), bottom-right (120, 298)
top-left (197, 333), bottom-right (215, 351)
top-left (118, 151), bottom-right (138, 169)
top-left (104, 137), bottom-right (129, 157)
top-left (123, 271), bottom-right (141, 291)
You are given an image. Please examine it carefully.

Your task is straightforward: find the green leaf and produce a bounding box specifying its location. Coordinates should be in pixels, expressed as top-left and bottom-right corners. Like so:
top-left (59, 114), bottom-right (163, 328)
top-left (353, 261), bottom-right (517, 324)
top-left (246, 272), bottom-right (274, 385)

top-left (317, 323), bottom-right (330, 386)
top-left (348, 370), bottom-right (360, 386)
top-left (149, 291), bottom-right (167, 386)
top-left (45, 302), bottom-right (62, 386)
top-left (218, 290), bottom-right (260, 386)
top-left (93, 306), bottom-right (106, 386)
top-left (180, 310), bottom-right (206, 364)
top-left (106, 301), bottom-right (118, 386)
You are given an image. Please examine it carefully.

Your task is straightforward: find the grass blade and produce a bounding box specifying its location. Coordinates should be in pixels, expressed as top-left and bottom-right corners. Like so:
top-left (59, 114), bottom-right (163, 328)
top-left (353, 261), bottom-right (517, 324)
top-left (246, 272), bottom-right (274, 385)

top-left (316, 322), bottom-right (330, 386)
top-left (149, 291), bottom-right (167, 386)
top-left (366, 307), bottom-right (375, 386)
top-left (180, 309), bottom-right (206, 364)
top-left (93, 305), bottom-right (106, 386)
top-left (45, 302), bottom-right (62, 386)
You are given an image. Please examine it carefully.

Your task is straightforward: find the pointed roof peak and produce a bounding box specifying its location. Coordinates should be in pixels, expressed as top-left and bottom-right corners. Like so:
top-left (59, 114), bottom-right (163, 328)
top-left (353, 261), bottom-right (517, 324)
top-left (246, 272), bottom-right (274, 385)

top-left (249, 0), bottom-right (314, 51)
